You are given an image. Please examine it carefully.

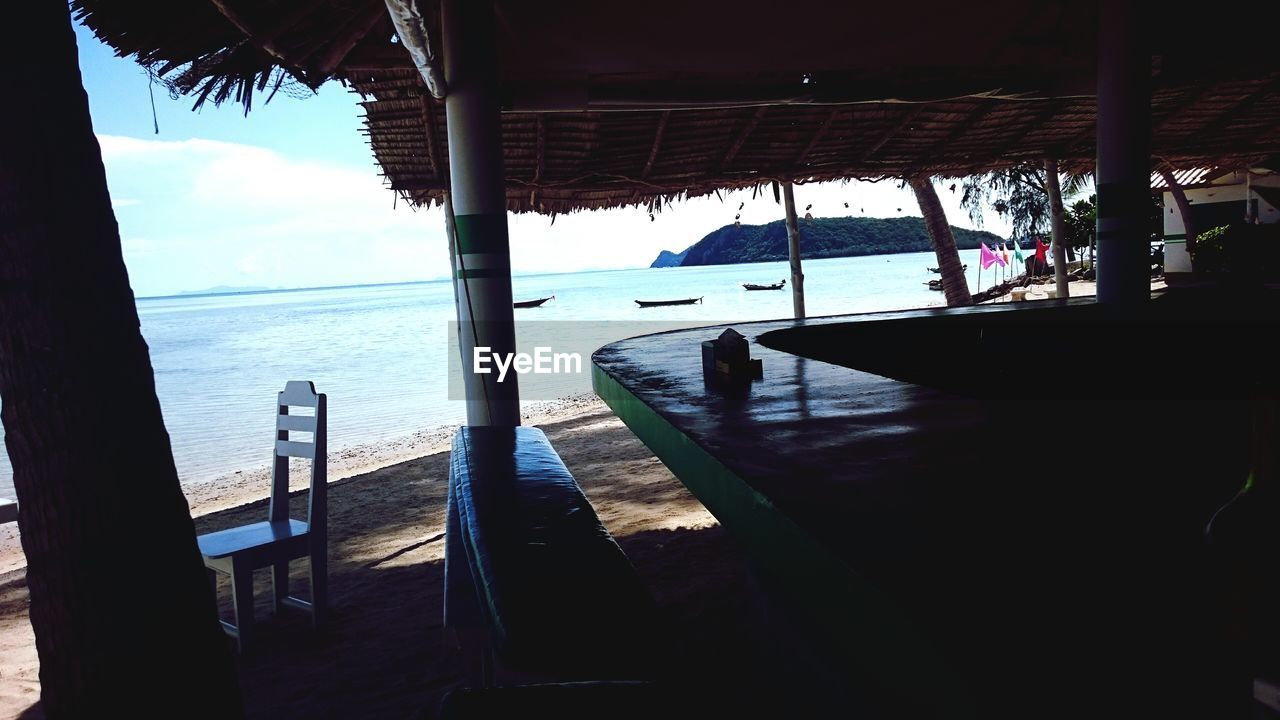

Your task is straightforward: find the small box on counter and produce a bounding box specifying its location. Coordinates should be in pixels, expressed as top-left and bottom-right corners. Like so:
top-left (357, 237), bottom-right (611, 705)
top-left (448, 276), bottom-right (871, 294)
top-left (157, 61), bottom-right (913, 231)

top-left (701, 328), bottom-right (762, 380)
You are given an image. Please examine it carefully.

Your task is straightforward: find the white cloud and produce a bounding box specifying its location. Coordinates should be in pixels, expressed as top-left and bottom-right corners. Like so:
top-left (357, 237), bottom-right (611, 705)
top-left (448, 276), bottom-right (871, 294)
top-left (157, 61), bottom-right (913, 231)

top-left (95, 133), bottom-right (1013, 297)
top-left (96, 133), bottom-right (447, 296)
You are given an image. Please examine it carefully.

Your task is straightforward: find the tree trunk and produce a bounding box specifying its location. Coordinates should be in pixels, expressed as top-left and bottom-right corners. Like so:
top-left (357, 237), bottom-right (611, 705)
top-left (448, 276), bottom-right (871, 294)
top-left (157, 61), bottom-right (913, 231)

top-left (1160, 169), bottom-right (1197, 263)
top-left (1045, 158), bottom-right (1070, 298)
top-left (910, 176), bottom-right (973, 306)
top-left (0, 5), bottom-right (242, 716)
top-left (782, 181), bottom-right (806, 319)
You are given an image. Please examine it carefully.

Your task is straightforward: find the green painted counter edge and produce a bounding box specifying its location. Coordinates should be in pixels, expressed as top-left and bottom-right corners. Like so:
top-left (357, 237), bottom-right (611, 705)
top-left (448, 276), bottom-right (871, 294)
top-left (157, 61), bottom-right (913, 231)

top-left (591, 361), bottom-right (973, 717)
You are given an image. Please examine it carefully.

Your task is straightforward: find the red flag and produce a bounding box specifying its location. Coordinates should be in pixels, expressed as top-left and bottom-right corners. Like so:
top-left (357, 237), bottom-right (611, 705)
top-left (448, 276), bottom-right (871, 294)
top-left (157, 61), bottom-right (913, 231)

top-left (1035, 237), bottom-right (1049, 264)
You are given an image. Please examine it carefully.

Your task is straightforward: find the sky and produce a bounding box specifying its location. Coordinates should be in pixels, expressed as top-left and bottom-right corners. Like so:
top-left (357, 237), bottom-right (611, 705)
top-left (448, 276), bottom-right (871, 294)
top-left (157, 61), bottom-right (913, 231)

top-left (74, 21), bottom-right (1015, 298)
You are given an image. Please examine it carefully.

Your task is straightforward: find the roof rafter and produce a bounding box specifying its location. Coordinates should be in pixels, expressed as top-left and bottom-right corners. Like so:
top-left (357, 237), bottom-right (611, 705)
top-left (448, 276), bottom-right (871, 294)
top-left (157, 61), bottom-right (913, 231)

top-left (312, 0), bottom-right (390, 76)
top-left (794, 108), bottom-right (841, 168)
top-left (716, 106), bottom-right (768, 173)
top-left (861, 105), bottom-right (926, 162)
top-left (1192, 76), bottom-right (1280, 139)
top-left (641, 111), bottom-right (671, 180)
top-left (1152, 83), bottom-right (1216, 133)
top-left (907, 100), bottom-right (994, 176)
top-left (420, 96), bottom-right (441, 180)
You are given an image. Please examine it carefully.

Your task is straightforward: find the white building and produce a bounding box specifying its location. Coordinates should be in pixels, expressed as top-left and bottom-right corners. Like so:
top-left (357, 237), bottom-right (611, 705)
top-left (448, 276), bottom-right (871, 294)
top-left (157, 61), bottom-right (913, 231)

top-left (1159, 164), bottom-right (1280, 276)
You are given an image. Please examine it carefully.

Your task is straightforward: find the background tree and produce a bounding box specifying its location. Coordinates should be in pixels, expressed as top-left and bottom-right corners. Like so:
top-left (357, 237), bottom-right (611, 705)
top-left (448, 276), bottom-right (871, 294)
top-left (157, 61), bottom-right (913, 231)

top-left (910, 176), bottom-right (973, 306)
top-left (960, 164), bottom-right (1091, 260)
top-left (0, 4), bottom-right (242, 716)
top-left (1063, 195), bottom-right (1098, 269)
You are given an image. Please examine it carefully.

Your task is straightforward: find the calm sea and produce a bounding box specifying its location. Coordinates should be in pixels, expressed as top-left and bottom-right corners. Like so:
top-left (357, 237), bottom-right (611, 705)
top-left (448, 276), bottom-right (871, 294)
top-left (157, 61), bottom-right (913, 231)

top-left (0, 248), bottom-right (1011, 498)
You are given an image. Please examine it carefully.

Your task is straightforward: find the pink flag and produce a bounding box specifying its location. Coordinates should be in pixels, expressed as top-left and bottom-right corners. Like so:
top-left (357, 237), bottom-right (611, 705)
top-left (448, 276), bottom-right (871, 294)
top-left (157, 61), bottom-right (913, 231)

top-left (980, 242), bottom-right (1006, 269)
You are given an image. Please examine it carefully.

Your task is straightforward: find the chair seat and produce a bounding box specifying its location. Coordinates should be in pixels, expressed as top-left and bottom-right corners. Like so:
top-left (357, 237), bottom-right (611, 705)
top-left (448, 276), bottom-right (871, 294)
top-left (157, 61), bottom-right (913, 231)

top-left (198, 519), bottom-right (309, 559)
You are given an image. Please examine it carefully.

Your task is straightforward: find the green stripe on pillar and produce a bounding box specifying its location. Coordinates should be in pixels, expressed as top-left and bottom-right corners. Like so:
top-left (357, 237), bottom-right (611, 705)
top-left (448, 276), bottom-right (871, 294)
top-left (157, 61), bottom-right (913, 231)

top-left (454, 214), bottom-right (511, 255)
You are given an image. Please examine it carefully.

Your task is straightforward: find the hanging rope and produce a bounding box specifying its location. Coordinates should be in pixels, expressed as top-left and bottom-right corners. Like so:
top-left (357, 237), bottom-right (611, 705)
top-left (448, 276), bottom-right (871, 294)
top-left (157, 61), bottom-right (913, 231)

top-left (146, 70), bottom-right (159, 134)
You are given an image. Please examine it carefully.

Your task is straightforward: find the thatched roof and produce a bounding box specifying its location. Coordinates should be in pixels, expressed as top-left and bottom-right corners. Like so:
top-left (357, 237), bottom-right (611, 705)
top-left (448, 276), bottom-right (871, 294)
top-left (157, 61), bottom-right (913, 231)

top-left (74, 0), bottom-right (1280, 215)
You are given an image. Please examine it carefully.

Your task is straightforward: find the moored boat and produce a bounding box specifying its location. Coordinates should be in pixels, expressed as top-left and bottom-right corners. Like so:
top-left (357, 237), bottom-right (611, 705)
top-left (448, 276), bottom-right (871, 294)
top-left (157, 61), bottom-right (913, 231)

top-left (743, 280), bottom-right (786, 291)
top-left (635, 297), bottom-right (703, 307)
top-left (513, 295), bottom-right (554, 308)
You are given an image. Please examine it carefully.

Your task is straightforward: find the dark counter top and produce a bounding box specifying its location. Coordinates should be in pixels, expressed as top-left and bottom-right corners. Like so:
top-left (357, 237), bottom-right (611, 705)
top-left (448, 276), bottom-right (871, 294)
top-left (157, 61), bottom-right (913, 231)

top-left (592, 291), bottom-right (1274, 718)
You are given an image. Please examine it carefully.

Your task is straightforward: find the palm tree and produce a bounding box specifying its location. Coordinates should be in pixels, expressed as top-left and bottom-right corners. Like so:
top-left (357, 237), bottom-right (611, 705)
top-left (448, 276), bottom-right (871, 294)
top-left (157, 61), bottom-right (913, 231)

top-left (0, 5), bottom-right (242, 716)
top-left (909, 176), bottom-right (973, 306)
top-left (1159, 168), bottom-right (1197, 262)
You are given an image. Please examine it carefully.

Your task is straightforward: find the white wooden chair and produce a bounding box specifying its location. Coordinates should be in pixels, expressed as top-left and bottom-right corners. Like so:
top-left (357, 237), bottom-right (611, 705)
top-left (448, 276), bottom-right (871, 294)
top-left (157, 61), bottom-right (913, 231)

top-left (197, 380), bottom-right (327, 652)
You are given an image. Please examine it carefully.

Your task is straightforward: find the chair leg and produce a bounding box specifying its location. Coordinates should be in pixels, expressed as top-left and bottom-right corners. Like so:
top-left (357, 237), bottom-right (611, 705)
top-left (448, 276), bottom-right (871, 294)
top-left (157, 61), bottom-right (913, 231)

top-left (272, 560), bottom-right (290, 615)
top-left (230, 561), bottom-right (255, 653)
top-left (309, 547), bottom-right (327, 628)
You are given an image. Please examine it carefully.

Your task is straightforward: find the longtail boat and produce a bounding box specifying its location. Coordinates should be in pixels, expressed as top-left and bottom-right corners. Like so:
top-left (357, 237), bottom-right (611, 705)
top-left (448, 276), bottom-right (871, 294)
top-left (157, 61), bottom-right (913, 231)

top-left (635, 297), bottom-right (703, 307)
top-left (743, 280), bottom-right (786, 290)
top-left (513, 295), bottom-right (554, 308)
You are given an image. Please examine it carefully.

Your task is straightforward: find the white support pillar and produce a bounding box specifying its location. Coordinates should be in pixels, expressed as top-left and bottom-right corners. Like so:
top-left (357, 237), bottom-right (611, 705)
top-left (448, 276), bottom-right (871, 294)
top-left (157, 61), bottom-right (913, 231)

top-left (1095, 1), bottom-right (1151, 305)
top-left (442, 0), bottom-right (520, 425)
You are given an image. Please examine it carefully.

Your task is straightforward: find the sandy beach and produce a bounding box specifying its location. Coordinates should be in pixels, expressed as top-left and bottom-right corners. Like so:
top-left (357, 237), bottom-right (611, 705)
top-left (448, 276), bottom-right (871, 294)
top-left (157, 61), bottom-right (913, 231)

top-left (0, 397), bottom-right (753, 719)
top-left (981, 276), bottom-right (1167, 303)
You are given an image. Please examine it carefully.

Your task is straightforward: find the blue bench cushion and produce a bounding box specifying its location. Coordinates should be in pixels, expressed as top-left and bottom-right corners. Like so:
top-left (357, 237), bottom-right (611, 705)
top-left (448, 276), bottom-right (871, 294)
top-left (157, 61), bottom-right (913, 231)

top-left (448, 426), bottom-right (657, 677)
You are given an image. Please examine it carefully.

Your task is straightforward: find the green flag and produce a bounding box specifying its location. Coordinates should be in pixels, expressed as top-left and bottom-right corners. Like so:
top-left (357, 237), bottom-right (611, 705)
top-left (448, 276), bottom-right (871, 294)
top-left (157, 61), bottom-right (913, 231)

top-left (1012, 241), bottom-right (1025, 265)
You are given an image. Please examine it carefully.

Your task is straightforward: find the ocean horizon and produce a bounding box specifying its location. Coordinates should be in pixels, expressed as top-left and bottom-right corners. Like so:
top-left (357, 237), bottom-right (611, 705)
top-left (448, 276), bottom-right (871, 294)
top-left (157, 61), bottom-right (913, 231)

top-left (0, 248), bottom-right (1015, 500)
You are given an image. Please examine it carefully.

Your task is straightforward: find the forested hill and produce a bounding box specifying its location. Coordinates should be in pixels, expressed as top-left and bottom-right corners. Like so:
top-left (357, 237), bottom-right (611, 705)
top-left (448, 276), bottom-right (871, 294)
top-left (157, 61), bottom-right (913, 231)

top-left (651, 216), bottom-right (1004, 267)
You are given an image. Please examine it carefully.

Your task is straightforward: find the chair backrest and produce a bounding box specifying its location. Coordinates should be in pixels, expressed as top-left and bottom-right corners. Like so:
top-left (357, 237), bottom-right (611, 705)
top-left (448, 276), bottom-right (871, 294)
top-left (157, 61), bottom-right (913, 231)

top-left (269, 381), bottom-right (327, 538)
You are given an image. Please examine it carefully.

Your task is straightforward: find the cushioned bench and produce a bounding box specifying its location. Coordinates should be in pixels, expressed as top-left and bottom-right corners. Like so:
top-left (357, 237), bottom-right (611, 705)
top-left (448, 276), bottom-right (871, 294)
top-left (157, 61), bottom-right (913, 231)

top-left (445, 426), bottom-right (658, 682)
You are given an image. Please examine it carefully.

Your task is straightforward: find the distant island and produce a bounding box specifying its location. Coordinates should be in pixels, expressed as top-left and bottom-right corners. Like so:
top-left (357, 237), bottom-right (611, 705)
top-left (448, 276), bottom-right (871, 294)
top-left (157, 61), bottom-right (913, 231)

top-left (650, 249), bottom-right (689, 268)
top-left (177, 285), bottom-right (278, 296)
top-left (651, 216), bottom-right (1004, 268)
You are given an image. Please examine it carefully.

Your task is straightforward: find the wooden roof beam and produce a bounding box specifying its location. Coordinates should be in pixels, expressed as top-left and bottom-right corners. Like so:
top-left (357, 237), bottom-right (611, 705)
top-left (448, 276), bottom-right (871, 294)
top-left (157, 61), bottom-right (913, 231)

top-left (534, 116), bottom-right (546, 183)
top-left (1193, 76), bottom-right (1280, 140)
top-left (640, 111), bottom-right (671, 180)
top-left (1152, 83), bottom-right (1216, 134)
top-left (716, 106), bottom-right (768, 173)
top-left (794, 108), bottom-right (841, 167)
top-left (861, 105), bottom-right (926, 162)
top-left (531, 116), bottom-right (546, 208)
top-left (420, 96), bottom-right (441, 180)
top-left (208, 0), bottom-right (291, 63)
top-left (1052, 122), bottom-right (1097, 159)
top-left (312, 0), bottom-right (390, 77)
top-left (980, 98), bottom-right (1067, 167)
top-left (909, 100), bottom-right (993, 174)
top-left (258, 0), bottom-right (330, 51)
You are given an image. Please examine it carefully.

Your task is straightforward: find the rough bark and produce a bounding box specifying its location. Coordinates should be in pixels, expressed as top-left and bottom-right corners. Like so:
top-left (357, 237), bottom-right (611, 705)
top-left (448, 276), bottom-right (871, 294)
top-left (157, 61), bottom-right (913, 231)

top-left (0, 4), bottom-right (242, 716)
top-left (1045, 158), bottom-right (1070, 298)
top-left (782, 181), bottom-right (806, 318)
top-left (1160, 169), bottom-right (1197, 263)
top-left (910, 176), bottom-right (973, 306)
